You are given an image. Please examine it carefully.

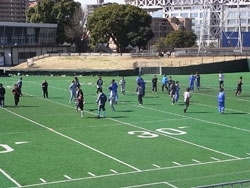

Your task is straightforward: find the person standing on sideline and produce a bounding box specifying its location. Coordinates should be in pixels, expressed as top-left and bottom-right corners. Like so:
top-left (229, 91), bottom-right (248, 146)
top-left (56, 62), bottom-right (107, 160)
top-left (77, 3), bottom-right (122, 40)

top-left (235, 76), bottom-right (243, 96)
top-left (195, 72), bottom-right (201, 91)
top-left (119, 76), bottom-right (126, 95)
top-left (108, 86), bottom-right (116, 111)
top-left (0, 83), bottom-right (6, 107)
top-left (17, 77), bottom-right (23, 96)
top-left (96, 76), bottom-right (103, 94)
top-left (96, 88), bottom-right (107, 118)
top-left (12, 84), bottom-right (21, 106)
top-left (41, 80), bottom-right (48, 98)
top-left (152, 74), bottom-right (158, 93)
top-left (183, 87), bottom-right (191, 113)
top-left (69, 80), bottom-right (77, 103)
top-left (136, 82), bottom-right (143, 105)
top-left (161, 74), bottom-right (168, 92)
top-left (219, 71), bottom-right (224, 89)
top-left (217, 88), bottom-right (225, 114)
top-left (75, 85), bottom-right (84, 118)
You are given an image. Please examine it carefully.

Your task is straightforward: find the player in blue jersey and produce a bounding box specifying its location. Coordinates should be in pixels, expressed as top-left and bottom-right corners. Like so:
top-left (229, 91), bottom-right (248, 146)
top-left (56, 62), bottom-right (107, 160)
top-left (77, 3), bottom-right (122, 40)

top-left (217, 88), bottom-right (225, 114)
top-left (189, 73), bottom-right (196, 91)
top-left (110, 79), bottom-right (118, 103)
top-left (161, 74), bottom-right (168, 92)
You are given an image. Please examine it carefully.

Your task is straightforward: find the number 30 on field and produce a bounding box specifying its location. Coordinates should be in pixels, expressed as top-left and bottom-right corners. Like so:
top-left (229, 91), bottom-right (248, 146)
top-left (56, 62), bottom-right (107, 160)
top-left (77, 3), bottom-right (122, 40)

top-left (128, 128), bottom-right (187, 138)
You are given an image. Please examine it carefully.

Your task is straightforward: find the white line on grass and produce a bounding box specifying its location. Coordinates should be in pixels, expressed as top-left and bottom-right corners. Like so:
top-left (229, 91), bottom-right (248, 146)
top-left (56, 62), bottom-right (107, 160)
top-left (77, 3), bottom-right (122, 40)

top-left (172, 162), bottom-right (182, 166)
top-left (120, 181), bottom-right (178, 188)
top-left (8, 157), bottom-right (250, 188)
top-left (39, 178), bottom-right (46, 183)
top-left (152, 164), bottom-right (161, 168)
top-left (87, 172), bottom-right (96, 177)
top-left (2, 107), bottom-right (141, 172)
top-left (210, 157), bottom-right (220, 161)
top-left (110, 169), bottom-right (118, 174)
top-left (192, 159), bottom-right (201, 163)
top-left (0, 168), bottom-right (21, 187)
top-left (63, 175), bottom-right (72, 180)
top-left (23, 92), bottom-right (241, 160)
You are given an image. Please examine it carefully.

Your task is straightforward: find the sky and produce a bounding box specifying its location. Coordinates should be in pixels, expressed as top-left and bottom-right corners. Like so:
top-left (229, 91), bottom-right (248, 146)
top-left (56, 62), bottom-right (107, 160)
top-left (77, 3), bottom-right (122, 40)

top-left (77, 0), bottom-right (125, 6)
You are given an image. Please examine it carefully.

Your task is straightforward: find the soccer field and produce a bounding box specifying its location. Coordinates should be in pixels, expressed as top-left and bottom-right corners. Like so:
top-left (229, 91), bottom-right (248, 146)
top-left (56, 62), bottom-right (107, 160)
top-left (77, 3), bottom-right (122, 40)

top-left (0, 72), bottom-right (250, 188)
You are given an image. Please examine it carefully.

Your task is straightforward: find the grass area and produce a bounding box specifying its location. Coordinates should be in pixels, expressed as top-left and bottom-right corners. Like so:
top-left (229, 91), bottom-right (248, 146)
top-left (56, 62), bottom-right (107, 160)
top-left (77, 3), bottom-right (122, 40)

top-left (0, 72), bottom-right (250, 188)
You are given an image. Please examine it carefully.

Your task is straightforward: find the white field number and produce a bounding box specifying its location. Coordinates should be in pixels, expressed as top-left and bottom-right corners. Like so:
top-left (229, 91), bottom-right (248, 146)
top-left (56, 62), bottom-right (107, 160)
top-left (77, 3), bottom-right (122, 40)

top-left (128, 128), bottom-right (187, 139)
top-left (0, 144), bottom-right (14, 154)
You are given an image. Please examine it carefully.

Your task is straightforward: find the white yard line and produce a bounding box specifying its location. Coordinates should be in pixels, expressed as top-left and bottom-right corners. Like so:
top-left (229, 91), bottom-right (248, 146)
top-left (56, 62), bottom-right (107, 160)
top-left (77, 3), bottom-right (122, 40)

top-left (0, 168), bottom-right (22, 187)
top-left (8, 157), bottom-right (250, 188)
top-left (2, 108), bottom-right (141, 172)
top-left (22, 92), bottom-right (242, 160)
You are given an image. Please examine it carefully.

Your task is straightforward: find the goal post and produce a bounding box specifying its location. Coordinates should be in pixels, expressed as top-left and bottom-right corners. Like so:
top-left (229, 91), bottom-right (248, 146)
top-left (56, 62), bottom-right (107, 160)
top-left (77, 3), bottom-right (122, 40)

top-left (138, 61), bottom-right (162, 75)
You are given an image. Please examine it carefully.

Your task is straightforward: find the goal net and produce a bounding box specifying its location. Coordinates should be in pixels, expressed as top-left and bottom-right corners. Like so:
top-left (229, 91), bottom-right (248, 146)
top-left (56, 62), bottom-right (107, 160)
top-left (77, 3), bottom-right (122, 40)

top-left (137, 61), bottom-right (162, 75)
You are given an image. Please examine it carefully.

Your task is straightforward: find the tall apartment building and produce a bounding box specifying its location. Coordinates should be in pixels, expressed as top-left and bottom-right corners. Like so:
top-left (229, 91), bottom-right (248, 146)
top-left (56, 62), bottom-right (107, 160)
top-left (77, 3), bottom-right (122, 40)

top-left (0, 0), bottom-right (29, 22)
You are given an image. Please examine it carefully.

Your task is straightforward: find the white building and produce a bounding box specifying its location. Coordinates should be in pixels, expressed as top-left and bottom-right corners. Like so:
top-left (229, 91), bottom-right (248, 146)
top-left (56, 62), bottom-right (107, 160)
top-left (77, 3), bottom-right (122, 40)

top-left (125, 0), bottom-right (250, 48)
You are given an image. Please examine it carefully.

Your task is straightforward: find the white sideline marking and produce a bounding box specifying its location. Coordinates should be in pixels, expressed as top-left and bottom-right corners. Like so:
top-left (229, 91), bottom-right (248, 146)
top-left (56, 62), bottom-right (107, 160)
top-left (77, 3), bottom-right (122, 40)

top-left (211, 157), bottom-right (220, 161)
top-left (2, 108), bottom-right (141, 172)
top-left (172, 162), bottom-right (182, 166)
top-left (110, 169), bottom-right (118, 174)
top-left (246, 153), bottom-right (250, 156)
top-left (152, 164), bottom-right (161, 168)
top-left (39, 178), bottom-right (46, 183)
top-left (120, 181), bottom-right (178, 188)
top-left (88, 172), bottom-right (96, 177)
top-left (8, 157), bottom-right (250, 188)
top-left (192, 159), bottom-right (201, 163)
top-left (0, 168), bottom-right (21, 187)
top-left (64, 175), bottom-right (72, 180)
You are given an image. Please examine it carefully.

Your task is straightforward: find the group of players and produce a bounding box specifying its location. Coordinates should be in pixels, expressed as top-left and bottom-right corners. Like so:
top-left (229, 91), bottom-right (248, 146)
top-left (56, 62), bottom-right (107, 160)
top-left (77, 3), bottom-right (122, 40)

top-left (0, 72), bottom-right (243, 117)
top-left (69, 76), bottom-right (126, 118)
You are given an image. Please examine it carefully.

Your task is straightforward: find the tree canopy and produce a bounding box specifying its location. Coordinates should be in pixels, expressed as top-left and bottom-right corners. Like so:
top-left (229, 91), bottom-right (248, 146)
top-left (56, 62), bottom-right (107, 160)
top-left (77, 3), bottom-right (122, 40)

top-left (26, 0), bottom-right (83, 51)
top-left (87, 4), bottom-right (154, 53)
top-left (164, 30), bottom-right (197, 48)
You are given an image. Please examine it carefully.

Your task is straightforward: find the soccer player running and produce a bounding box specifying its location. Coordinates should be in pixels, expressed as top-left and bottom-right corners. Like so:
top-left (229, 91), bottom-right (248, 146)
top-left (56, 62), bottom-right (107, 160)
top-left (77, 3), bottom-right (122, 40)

top-left (170, 81), bottom-right (177, 105)
top-left (69, 80), bottom-right (77, 103)
top-left (0, 83), bottom-right (6, 107)
top-left (235, 76), bottom-right (243, 96)
top-left (108, 86), bottom-right (116, 111)
top-left (110, 79), bottom-right (118, 103)
top-left (217, 88), bottom-right (225, 114)
top-left (96, 76), bottom-right (103, 94)
top-left (96, 88), bottom-right (107, 118)
top-left (119, 76), bottom-right (126, 95)
top-left (161, 74), bottom-right (168, 92)
top-left (12, 84), bottom-right (22, 106)
top-left (219, 71), bottom-right (224, 89)
top-left (136, 82), bottom-right (143, 105)
top-left (152, 74), bottom-right (158, 93)
top-left (183, 87), bottom-right (191, 113)
top-left (17, 77), bottom-right (23, 96)
top-left (75, 85), bottom-right (84, 118)
top-left (41, 80), bottom-right (48, 98)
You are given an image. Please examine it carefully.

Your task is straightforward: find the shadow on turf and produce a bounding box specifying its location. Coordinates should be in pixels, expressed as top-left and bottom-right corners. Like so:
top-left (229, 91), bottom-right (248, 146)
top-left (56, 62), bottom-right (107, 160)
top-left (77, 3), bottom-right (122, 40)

top-left (223, 112), bottom-right (247, 115)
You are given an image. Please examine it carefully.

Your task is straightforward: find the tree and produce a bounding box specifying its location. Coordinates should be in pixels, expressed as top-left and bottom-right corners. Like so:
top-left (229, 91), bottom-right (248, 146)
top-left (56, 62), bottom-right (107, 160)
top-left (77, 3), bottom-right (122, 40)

top-left (87, 4), bottom-right (154, 53)
top-left (26, 0), bottom-right (84, 51)
top-left (165, 30), bottom-right (197, 48)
